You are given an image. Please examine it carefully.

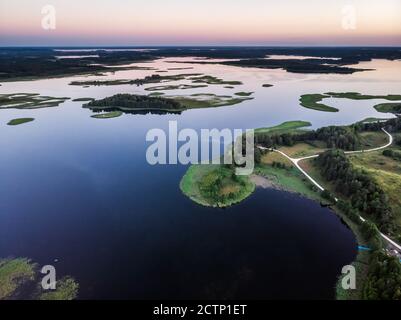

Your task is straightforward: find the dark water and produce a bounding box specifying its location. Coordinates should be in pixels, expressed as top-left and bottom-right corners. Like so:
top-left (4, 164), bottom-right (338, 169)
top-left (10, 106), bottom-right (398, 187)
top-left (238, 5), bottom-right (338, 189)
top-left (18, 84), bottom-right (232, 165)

top-left (0, 57), bottom-right (373, 299)
top-left (0, 122), bottom-right (356, 299)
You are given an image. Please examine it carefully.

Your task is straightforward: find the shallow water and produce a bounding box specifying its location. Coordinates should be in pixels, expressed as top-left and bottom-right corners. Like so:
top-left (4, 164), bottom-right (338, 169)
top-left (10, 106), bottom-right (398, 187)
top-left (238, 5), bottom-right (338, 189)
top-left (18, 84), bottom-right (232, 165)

top-left (1, 56), bottom-right (400, 299)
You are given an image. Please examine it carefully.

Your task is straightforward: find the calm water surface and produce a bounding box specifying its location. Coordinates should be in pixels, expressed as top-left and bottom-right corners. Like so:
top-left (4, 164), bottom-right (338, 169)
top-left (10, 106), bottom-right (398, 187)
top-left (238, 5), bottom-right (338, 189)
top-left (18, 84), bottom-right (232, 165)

top-left (1, 57), bottom-right (400, 299)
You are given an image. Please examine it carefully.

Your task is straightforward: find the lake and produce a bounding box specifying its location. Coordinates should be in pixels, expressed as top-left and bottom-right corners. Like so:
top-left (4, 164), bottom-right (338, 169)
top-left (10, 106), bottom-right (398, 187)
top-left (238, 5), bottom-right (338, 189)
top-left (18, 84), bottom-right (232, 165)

top-left (1, 56), bottom-right (400, 299)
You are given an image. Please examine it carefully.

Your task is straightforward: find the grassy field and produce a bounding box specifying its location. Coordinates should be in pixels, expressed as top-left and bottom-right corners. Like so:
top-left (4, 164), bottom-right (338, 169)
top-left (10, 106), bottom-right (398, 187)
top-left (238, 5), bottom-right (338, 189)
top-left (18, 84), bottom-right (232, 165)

top-left (0, 258), bottom-right (36, 299)
top-left (299, 94), bottom-right (338, 112)
top-left (359, 130), bottom-right (389, 148)
top-left (180, 164), bottom-right (255, 207)
top-left (255, 120), bottom-right (312, 134)
top-left (254, 160), bottom-right (323, 202)
top-left (278, 142), bottom-right (326, 158)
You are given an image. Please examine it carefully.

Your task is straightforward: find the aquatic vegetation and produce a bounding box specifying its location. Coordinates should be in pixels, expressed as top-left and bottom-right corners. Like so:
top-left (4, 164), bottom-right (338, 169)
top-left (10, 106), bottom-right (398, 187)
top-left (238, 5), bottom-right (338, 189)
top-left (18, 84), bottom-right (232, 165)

top-left (145, 84), bottom-right (207, 91)
top-left (0, 257), bottom-right (79, 300)
top-left (0, 93), bottom-right (69, 110)
top-left (148, 92), bottom-right (165, 97)
top-left (234, 92), bottom-right (253, 97)
top-left (221, 59), bottom-right (369, 74)
top-left (299, 94), bottom-right (338, 112)
top-left (91, 111), bottom-right (123, 119)
top-left (374, 103), bottom-right (401, 114)
top-left (69, 73), bottom-right (203, 87)
top-left (39, 276), bottom-right (79, 300)
top-left (7, 118), bottom-right (34, 126)
top-left (72, 97), bottom-right (95, 102)
top-left (189, 75), bottom-right (243, 85)
top-left (0, 258), bottom-right (36, 300)
top-left (326, 92), bottom-right (401, 101)
top-left (300, 92), bottom-right (401, 113)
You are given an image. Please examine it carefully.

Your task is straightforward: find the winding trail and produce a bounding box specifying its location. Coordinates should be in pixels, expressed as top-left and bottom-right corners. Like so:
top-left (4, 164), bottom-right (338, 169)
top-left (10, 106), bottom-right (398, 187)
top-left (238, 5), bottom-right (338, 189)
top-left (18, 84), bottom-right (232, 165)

top-left (257, 128), bottom-right (401, 251)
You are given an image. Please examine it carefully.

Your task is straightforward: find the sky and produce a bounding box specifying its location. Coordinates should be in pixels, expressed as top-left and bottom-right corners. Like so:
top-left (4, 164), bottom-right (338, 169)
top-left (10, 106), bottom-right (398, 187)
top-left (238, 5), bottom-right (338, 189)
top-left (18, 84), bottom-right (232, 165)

top-left (0, 0), bottom-right (400, 46)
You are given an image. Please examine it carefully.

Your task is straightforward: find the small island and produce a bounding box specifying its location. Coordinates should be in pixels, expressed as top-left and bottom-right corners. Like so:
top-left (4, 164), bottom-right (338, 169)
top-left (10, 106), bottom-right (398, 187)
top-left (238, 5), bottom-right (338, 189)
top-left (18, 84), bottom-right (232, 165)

top-left (7, 118), bottom-right (34, 126)
top-left (374, 103), bottom-right (401, 114)
top-left (300, 92), bottom-right (401, 113)
top-left (91, 111), bottom-right (123, 119)
top-left (84, 93), bottom-right (253, 115)
top-left (180, 164), bottom-right (255, 207)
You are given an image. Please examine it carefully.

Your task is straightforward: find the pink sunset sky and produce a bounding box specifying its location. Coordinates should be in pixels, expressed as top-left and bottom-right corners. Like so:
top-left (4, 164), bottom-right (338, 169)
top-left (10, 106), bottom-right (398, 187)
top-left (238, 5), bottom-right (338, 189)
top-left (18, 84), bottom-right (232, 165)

top-left (0, 0), bottom-right (400, 46)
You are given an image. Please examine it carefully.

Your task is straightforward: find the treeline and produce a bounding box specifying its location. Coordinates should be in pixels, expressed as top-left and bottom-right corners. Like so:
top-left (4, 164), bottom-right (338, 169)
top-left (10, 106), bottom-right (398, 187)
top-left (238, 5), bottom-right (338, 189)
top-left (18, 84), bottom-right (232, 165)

top-left (358, 116), bottom-right (401, 133)
top-left (383, 149), bottom-right (401, 161)
top-left (255, 116), bottom-right (401, 152)
top-left (362, 251), bottom-right (401, 300)
top-left (86, 94), bottom-right (182, 111)
top-left (315, 149), bottom-right (394, 233)
top-left (338, 197), bottom-right (401, 300)
top-left (255, 126), bottom-right (360, 151)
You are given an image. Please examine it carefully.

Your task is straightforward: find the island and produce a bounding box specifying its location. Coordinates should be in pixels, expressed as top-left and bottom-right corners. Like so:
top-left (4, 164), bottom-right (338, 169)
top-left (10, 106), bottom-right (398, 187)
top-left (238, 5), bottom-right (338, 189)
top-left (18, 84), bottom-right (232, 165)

top-left (7, 118), bottom-right (35, 126)
top-left (91, 111), bottom-right (123, 119)
top-left (300, 92), bottom-right (401, 113)
top-left (84, 93), bottom-right (253, 115)
top-left (180, 164), bottom-right (255, 207)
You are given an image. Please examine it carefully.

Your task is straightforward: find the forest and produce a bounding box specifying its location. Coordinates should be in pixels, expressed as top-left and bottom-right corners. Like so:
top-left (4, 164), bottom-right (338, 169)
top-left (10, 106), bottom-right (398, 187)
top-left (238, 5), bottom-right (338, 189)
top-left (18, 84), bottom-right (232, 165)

top-left (315, 149), bottom-right (394, 234)
top-left (255, 125), bottom-right (360, 151)
top-left (86, 94), bottom-right (183, 112)
top-left (2, 47), bottom-right (401, 81)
